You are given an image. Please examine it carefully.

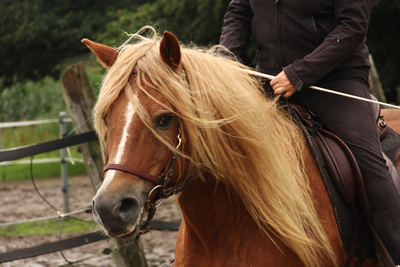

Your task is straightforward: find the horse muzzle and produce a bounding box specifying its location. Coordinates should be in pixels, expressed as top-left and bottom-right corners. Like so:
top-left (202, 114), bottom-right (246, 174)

top-left (92, 193), bottom-right (145, 238)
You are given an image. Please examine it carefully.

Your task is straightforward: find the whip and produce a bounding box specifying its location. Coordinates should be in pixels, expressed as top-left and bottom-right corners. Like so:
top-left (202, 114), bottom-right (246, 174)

top-left (240, 68), bottom-right (400, 110)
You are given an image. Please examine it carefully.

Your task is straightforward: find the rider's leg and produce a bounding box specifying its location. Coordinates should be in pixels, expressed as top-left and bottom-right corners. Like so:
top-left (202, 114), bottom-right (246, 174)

top-left (298, 77), bottom-right (400, 264)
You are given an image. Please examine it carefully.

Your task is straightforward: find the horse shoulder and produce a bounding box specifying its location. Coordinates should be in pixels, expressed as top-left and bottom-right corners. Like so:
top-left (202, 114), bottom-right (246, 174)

top-left (302, 142), bottom-right (348, 264)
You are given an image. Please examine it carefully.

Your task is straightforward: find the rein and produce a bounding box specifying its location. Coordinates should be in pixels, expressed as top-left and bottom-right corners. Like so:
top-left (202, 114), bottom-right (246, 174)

top-left (103, 128), bottom-right (198, 235)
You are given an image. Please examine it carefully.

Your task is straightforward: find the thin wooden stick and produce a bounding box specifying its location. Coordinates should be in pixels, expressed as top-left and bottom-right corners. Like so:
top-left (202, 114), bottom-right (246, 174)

top-left (240, 68), bottom-right (400, 110)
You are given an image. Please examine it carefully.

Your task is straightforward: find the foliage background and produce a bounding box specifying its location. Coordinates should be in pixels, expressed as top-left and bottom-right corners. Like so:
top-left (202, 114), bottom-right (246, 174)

top-left (0, 0), bottom-right (399, 121)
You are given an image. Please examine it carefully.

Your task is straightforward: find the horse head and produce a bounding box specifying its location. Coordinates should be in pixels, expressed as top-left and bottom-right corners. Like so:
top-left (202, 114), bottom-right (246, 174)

top-left (83, 31), bottom-right (185, 239)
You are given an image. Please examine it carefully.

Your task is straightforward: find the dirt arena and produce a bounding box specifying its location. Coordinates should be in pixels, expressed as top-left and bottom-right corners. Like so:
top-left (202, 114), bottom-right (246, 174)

top-left (0, 175), bottom-right (182, 267)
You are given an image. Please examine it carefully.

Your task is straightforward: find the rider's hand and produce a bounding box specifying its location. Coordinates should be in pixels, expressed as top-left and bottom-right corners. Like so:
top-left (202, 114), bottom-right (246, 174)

top-left (270, 71), bottom-right (297, 98)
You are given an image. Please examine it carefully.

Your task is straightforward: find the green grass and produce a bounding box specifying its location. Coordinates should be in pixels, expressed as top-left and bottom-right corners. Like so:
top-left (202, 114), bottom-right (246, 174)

top-left (1, 123), bottom-right (88, 181)
top-left (2, 160), bottom-right (87, 181)
top-left (2, 121), bottom-right (72, 150)
top-left (1, 111), bottom-right (88, 181)
top-left (0, 218), bottom-right (96, 237)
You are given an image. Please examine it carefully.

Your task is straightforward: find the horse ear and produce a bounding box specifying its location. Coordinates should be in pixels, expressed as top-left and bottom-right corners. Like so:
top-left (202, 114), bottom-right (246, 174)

top-left (81, 38), bottom-right (119, 69)
top-left (159, 31), bottom-right (181, 71)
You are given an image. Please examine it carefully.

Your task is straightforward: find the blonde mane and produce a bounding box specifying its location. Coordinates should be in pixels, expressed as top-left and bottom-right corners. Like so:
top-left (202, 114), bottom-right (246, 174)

top-left (93, 27), bottom-right (336, 267)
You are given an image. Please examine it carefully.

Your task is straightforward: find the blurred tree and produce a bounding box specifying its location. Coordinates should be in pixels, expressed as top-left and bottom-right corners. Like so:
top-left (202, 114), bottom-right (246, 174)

top-left (1, 0), bottom-right (398, 103)
top-left (0, 0), bottom-right (147, 90)
top-left (99, 0), bottom-right (231, 46)
top-left (367, 1), bottom-right (400, 103)
top-left (98, 0), bottom-right (256, 65)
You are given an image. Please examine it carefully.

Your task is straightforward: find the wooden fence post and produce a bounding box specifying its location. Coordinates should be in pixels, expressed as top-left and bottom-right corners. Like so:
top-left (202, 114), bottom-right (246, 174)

top-left (59, 61), bottom-right (148, 267)
top-left (59, 61), bottom-right (103, 189)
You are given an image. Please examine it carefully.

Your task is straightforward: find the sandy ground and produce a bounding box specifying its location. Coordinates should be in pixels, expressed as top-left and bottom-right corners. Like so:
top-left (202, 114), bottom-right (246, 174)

top-left (0, 175), bottom-right (182, 267)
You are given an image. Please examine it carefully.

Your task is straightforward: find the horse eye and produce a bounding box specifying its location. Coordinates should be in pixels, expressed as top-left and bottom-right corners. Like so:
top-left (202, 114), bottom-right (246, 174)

top-left (156, 114), bottom-right (174, 129)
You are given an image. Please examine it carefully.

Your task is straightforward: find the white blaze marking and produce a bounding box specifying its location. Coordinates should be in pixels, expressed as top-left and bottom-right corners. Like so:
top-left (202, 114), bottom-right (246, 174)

top-left (100, 101), bottom-right (136, 191)
top-left (115, 102), bottom-right (136, 164)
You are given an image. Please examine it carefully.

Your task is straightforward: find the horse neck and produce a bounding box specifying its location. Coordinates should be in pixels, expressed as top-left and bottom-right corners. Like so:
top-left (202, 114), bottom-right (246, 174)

top-left (177, 172), bottom-right (250, 237)
top-left (177, 173), bottom-right (238, 228)
top-left (175, 172), bottom-right (304, 265)
top-left (176, 173), bottom-right (253, 255)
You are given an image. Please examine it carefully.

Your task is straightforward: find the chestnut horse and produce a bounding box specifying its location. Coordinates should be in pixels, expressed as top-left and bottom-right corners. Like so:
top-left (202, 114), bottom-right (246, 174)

top-left (81, 27), bottom-right (399, 266)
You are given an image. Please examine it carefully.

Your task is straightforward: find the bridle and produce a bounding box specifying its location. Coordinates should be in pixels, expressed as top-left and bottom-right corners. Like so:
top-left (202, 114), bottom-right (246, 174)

top-left (104, 129), bottom-right (182, 188)
top-left (103, 127), bottom-right (199, 235)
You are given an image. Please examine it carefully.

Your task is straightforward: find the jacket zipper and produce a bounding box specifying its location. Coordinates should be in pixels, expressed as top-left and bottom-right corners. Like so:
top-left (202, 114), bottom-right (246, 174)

top-left (275, 0), bottom-right (285, 67)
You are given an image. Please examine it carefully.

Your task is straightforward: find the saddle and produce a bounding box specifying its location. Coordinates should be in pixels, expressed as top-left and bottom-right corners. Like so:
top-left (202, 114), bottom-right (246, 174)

top-left (289, 103), bottom-right (400, 267)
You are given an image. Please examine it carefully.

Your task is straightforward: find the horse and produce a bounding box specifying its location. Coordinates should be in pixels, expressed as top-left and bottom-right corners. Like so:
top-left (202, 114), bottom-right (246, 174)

top-left (81, 27), bottom-right (395, 266)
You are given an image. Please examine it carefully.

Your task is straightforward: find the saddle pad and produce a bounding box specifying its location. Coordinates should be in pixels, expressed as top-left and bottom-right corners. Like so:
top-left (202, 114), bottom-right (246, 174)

top-left (380, 124), bottom-right (400, 171)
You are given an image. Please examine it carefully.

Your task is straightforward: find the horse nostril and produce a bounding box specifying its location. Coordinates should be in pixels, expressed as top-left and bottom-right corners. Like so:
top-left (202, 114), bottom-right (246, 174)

top-left (113, 197), bottom-right (139, 219)
top-left (120, 198), bottom-right (136, 213)
top-left (92, 199), bottom-right (96, 214)
top-left (92, 199), bottom-right (103, 225)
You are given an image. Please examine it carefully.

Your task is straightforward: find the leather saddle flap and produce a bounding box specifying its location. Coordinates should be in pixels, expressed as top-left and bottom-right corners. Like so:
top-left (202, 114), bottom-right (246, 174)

top-left (290, 104), bottom-right (366, 212)
top-left (315, 129), bottom-right (358, 210)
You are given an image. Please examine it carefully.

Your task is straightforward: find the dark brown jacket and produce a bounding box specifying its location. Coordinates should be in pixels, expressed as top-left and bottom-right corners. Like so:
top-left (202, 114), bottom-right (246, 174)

top-left (219, 0), bottom-right (372, 90)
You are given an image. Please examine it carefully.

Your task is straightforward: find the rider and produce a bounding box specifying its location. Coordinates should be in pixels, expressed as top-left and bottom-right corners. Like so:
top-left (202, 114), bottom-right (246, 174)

top-left (219, 0), bottom-right (400, 263)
